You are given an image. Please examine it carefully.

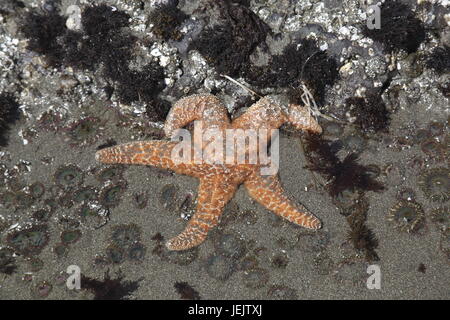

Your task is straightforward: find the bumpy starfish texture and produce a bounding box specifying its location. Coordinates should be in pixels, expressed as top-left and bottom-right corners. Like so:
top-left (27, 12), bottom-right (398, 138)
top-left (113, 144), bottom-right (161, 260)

top-left (96, 94), bottom-right (322, 250)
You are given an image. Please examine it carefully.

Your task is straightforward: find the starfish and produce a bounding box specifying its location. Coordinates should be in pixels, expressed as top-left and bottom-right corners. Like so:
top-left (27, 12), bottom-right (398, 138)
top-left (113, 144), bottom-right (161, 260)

top-left (96, 94), bottom-right (323, 250)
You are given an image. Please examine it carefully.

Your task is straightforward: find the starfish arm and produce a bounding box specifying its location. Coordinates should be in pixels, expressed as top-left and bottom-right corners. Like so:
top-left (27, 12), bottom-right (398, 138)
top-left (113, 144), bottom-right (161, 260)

top-left (166, 176), bottom-right (237, 250)
top-left (244, 172), bottom-right (321, 229)
top-left (95, 141), bottom-right (194, 174)
top-left (164, 94), bottom-right (230, 137)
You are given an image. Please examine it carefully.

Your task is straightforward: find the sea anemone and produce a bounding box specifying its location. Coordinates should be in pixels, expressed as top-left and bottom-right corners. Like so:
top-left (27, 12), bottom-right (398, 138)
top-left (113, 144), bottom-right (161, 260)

top-left (418, 167), bottom-right (450, 202)
top-left (388, 201), bottom-right (425, 233)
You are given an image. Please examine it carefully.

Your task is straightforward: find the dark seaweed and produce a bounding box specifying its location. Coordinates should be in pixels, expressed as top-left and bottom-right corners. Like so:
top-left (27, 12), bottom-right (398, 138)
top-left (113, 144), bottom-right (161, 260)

top-left (174, 281), bottom-right (201, 300)
top-left (246, 39), bottom-right (339, 106)
top-left (426, 46), bottom-right (450, 75)
top-left (346, 198), bottom-right (379, 262)
top-left (21, 4), bottom-right (167, 119)
top-left (190, 1), bottom-right (270, 77)
top-left (81, 270), bottom-right (141, 300)
top-left (346, 93), bottom-right (390, 133)
top-left (303, 134), bottom-right (384, 197)
top-left (362, 0), bottom-right (426, 54)
top-left (0, 93), bottom-right (20, 147)
top-left (149, 5), bottom-right (188, 41)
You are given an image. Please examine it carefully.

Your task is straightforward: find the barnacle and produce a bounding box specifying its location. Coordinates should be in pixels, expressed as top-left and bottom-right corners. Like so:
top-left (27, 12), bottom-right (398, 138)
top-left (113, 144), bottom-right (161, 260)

top-left (54, 165), bottom-right (84, 190)
top-left (7, 225), bottom-right (49, 256)
top-left (388, 201), bottom-right (425, 233)
top-left (418, 168), bottom-right (450, 202)
top-left (99, 182), bottom-right (127, 208)
top-left (61, 229), bottom-right (82, 245)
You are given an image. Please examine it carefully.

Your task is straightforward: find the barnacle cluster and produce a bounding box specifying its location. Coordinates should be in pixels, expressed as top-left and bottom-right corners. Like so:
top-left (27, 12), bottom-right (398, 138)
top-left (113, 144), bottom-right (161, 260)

top-left (387, 201), bottom-right (425, 233)
top-left (418, 168), bottom-right (450, 203)
top-left (21, 4), bottom-right (167, 117)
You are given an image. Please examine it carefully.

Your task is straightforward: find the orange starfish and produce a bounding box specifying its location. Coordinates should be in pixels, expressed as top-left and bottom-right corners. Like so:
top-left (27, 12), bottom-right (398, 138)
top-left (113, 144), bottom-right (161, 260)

top-left (96, 94), bottom-right (322, 250)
